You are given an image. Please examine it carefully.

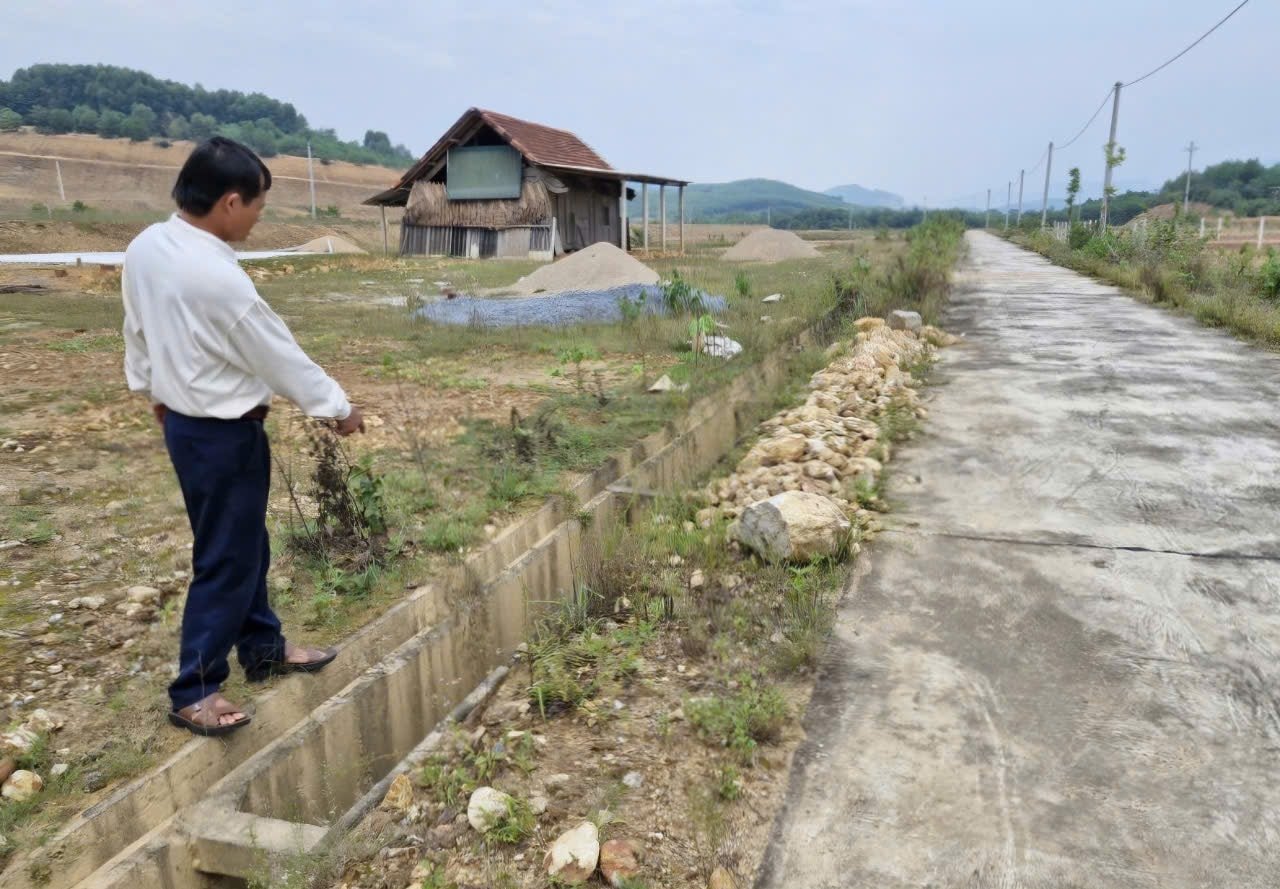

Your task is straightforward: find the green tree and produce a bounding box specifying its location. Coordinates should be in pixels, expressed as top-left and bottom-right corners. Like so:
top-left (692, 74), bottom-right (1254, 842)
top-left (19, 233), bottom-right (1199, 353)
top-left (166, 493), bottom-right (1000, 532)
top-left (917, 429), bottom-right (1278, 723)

top-left (1065, 167), bottom-right (1081, 222)
top-left (0, 107), bottom-right (21, 131)
top-left (96, 108), bottom-right (126, 138)
top-left (122, 102), bottom-right (157, 140)
top-left (30, 105), bottom-right (74, 133)
top-left (363, 129), bottom-right (392, 154)
top-left (165, 114), bottom-right (190, 141)
top-left (188, 112), bottom-right (218, 141)
top-left (71, 104), bottom-right (98, 133)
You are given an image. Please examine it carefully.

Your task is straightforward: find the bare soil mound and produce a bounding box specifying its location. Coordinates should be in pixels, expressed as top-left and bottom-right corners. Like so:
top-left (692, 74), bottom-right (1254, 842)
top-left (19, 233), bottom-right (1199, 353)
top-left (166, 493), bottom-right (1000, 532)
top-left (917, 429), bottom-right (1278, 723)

top-left (505, 241), bottom-right (659, 295)
top-left (722, 228), bottom-right (820, 262)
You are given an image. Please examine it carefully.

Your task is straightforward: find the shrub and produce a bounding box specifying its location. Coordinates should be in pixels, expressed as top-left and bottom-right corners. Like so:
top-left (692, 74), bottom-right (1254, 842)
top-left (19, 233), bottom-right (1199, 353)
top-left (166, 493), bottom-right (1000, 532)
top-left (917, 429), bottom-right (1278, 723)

top-left (1258, 251), bottom-right (1280, 300)
top-left (1067, 224), bottom-right (1091, 250)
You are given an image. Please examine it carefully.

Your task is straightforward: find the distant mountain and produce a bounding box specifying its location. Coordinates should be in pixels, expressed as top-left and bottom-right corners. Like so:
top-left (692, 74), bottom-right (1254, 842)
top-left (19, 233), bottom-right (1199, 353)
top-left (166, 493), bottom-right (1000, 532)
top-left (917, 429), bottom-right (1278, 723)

top-left (824, 184), bottom-right (903, 209)
top-left (628, 178), bottom-right (846, 222)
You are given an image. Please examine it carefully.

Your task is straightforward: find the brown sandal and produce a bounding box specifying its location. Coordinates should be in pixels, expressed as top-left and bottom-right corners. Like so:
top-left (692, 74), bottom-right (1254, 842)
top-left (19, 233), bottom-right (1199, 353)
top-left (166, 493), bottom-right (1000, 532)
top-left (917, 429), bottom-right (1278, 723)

top-left (169, 692), bottom-right (252, 737)
top-left (245, 645), bottom-right (338, 682)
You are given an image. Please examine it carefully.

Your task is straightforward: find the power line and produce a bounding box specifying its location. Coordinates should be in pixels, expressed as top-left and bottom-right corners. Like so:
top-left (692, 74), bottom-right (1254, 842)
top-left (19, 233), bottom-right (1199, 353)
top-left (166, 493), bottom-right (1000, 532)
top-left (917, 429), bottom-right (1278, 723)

top-left (1057, 87), bottom-right (1115, 151)
top-left (1124, 0), bottom-right (1252, 88)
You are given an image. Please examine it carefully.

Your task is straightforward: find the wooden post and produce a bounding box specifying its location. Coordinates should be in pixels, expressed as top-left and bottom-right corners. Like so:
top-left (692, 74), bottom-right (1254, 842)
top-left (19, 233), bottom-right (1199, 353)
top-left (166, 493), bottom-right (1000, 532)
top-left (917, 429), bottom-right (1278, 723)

top-left (1217, 216), bottom-right (1224, 240)
top-left (1199, 217), bottom-right (1205, 238)
top-left (679, 184), bottom-right (685, 256)
top-left (380, 206), bottom-right (389, 255)
top-left (660, 185), bottom-right (667, 252)
top-left (618, 183), bottom-right (625, 251)
top-left (642, 183), bottom-right (649, 252)
top-left (1259, 216), bottom-right (1266, 249)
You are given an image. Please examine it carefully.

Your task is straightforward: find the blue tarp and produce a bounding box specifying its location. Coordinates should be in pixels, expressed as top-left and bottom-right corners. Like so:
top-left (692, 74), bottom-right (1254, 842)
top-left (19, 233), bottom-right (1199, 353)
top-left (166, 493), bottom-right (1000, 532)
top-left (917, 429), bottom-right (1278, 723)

top-left (415, 284), bottom-right (726, 328)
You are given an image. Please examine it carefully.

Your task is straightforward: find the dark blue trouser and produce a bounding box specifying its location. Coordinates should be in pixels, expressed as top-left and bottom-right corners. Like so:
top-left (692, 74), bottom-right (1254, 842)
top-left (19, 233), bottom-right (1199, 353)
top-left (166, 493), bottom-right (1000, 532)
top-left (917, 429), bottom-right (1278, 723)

top-left (164, 409), bottom-right (285, 711)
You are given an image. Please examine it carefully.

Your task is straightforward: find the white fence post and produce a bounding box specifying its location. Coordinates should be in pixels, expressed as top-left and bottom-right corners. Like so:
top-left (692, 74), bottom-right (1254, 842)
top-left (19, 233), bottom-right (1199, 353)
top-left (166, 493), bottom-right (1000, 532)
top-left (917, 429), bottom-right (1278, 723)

top-left (1259, 217), bottom-right (1266, 249)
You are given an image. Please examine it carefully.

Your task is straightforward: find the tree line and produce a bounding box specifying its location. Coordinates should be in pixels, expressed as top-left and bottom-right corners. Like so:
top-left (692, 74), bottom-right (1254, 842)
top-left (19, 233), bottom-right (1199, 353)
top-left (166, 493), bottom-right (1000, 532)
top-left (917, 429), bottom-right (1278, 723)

top-left (1044, 158), bottom-right (1280, 226)
top-left (0, 64), bottom-right (414, 168)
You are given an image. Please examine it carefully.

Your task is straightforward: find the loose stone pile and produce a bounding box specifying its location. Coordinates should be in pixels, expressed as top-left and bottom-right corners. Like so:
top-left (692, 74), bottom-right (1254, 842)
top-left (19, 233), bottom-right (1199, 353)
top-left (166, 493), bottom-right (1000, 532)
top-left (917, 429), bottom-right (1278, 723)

top-left (701, 317), bottom-right (956, 541)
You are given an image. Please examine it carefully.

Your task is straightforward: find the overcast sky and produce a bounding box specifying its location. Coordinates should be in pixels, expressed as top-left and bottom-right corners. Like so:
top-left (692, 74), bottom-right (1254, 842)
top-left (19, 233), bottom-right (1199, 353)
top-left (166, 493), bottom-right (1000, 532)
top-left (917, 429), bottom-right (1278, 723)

top-left (4, 0), bottom-right (1275, 206)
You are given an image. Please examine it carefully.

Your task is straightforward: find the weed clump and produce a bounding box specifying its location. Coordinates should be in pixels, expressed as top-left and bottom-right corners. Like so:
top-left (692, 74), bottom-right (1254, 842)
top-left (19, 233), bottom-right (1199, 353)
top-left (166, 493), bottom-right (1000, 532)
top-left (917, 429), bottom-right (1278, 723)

top-left (687, 679), bottom-right (788, 764)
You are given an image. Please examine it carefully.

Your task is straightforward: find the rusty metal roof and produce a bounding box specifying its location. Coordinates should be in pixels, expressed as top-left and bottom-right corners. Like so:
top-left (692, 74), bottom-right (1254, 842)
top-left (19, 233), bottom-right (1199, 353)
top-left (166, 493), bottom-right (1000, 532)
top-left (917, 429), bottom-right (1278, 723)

top-left (365, 108), bottom-right (687, 206)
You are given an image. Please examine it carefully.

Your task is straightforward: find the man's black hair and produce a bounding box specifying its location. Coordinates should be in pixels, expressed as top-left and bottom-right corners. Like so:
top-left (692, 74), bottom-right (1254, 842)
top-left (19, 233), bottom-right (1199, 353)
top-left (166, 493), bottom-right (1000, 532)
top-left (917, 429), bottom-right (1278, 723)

top-left (171, 136), bottom-right (272, 216)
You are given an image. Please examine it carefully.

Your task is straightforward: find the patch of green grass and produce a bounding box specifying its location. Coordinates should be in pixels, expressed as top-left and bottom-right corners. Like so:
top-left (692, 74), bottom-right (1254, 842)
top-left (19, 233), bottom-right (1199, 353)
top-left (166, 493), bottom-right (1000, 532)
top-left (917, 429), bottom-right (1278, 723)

top-left (527, 608), bottom-right (655, 717)
top-left (486, 795), bottom-right (536, 844)
top-left (45, 333), bottom-right (124, 353)
top-left (418, 864), bottom-right (458, 889)
top-left (687, 679), bottom-right (788, 765)
top-left (3, 505), bottom-right (56, 545)
top-left (771, 560), bottom-right (845, 673)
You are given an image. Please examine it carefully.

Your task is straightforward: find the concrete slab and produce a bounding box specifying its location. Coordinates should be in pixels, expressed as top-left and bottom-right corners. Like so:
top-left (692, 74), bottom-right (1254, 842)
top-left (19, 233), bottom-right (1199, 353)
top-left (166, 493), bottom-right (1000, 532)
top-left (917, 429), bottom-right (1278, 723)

top-left (759, 232), bottom-right (1280, 888)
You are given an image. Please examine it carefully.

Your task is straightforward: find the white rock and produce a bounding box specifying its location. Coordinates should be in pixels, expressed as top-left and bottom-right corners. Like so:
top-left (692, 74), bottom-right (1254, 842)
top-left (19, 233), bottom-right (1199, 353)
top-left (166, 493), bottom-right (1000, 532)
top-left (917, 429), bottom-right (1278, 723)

top-left (622, 770), bottom-right (644, 789)
top-left (688, 570), bottom-right (705, 591)
top-left (25, 709), bottom-right (63, 732)
top-left (0, 727), bottom-right (39, 756)
top-left (647, 374), bottom-right (676, 394)
top-left (69, 595), bottom-right (107, 611)
top-left (2, 770), bottom-right (43, 801)
top-left (543, 821), bottom-right (600, 884)
top-left (126, 585), bottom-right (161, 605)
top-left (528, 794), bottom-right (549, 815)
top-left (545, 773), bottom-right (571, 786)
top-left (700, 335), bottom-right (743, 359)
top-left (888, 310), bottom-right (923, 332)
top-left (731, 491), bottom-right (851, 563)
top-left (51, 763), bottom-right (69, 778)
top-left (761, 293), bottom-right (783, 303)
top-left (467, 786), bottom-right (514, 833)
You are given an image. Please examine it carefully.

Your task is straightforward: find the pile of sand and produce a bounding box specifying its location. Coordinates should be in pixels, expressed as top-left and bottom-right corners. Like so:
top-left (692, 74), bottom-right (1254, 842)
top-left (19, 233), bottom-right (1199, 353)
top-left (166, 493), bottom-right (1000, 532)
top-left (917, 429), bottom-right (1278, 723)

top-left (722, 229), bottom-right (820, 262)
top-left (293, 234), bottom-right (365, 254)
top-left (506, 241), bottom-right (659, 295)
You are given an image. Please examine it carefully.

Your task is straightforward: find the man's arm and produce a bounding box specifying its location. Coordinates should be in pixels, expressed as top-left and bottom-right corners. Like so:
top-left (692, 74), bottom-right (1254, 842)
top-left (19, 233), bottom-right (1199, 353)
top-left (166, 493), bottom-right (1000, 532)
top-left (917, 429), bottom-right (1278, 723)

top-left (224, 299), bottom-right (361, 431)
top-left (121, 270), bottom-right (156, 409)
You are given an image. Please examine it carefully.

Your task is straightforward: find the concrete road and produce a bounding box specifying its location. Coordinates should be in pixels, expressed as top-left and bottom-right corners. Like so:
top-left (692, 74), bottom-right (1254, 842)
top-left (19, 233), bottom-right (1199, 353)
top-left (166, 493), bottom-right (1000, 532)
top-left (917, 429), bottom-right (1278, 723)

top-left (758, 232), bottom-right (1280, 888)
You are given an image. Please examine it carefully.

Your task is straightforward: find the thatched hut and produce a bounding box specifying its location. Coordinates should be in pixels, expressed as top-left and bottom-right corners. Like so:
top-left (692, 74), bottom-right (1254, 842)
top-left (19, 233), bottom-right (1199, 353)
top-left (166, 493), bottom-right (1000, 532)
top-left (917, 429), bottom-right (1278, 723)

top-left (365, 108), bottom-right (688, 258)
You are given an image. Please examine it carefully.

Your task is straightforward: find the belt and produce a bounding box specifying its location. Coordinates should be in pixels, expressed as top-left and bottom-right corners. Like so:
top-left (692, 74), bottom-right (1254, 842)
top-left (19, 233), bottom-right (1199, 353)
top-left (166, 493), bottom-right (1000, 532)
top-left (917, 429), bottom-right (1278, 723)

top-left (160, 405), bottom-right (270, 421)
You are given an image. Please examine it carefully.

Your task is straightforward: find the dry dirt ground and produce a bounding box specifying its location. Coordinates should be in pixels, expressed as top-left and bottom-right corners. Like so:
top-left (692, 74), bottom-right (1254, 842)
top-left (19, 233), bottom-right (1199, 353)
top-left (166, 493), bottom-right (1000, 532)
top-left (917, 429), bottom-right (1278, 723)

top-left (0, 131), bottom-right (396, 220)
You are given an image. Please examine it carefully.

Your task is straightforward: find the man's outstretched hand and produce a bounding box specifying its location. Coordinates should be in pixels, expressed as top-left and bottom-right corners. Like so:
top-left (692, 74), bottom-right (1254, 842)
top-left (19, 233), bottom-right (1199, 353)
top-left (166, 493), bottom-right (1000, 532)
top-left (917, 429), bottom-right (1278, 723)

top-left (335, 405), bottom-right (365, 436)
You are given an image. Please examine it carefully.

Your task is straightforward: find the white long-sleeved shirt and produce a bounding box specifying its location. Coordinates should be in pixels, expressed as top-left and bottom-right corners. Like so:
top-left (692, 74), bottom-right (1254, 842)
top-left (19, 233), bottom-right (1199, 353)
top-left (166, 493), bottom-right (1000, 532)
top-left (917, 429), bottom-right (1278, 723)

top-left (121, 214), bottom-right (350, 420)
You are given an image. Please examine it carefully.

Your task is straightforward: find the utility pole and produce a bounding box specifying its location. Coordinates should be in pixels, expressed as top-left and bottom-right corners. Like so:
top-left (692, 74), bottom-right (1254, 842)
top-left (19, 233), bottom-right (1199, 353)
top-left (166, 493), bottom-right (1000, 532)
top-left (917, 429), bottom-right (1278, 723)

top-left (306, 141), bottom-right (317, 220)
top-left (1004, 180), bottom-right (1011, 229)
top-left (1016, 170), bottom-right (1025, 226)
top-left (985, 188), bottom-right (991, 228)
top-left (1183, 141), bottom-right (1198, 216)
top-left (1040, 141), bottom-right (1054, 229)
top-left (1100, 81), bottom-right (1122, 230)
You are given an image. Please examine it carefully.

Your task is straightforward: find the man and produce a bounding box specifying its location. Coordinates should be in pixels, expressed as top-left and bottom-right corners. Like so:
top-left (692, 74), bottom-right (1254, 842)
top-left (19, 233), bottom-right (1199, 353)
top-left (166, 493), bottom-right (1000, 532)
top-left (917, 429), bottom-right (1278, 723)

top-left (122, 137), bottom-right (363, 736)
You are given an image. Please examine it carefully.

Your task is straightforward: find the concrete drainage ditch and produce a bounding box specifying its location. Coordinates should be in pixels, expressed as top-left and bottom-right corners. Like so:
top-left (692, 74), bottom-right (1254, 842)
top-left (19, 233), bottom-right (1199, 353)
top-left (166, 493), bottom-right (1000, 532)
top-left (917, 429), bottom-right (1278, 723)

top-left (14, 324), bottom-right (831, 889)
